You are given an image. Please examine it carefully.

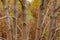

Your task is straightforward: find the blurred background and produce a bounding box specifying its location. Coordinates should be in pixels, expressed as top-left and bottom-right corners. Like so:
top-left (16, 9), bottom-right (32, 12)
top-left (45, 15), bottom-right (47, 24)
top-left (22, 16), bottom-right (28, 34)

top-left (0, 0), bottom-right (60, 40)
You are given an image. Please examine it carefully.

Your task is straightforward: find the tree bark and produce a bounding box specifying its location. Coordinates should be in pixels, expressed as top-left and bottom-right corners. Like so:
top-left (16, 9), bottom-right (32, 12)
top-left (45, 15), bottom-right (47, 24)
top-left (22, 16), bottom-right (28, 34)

top-left (13, 0), bottom-right (17, 40)
top-left (2, 0), bottom-right (12, 40)
top-left (19, 0), bottom-right (28, 40)
top-left (35, 0), bottom-right (44, 40)
top-left (22, 1), bottom-right (28, 40)
top-left (48, 0), bottom-right (57, 40)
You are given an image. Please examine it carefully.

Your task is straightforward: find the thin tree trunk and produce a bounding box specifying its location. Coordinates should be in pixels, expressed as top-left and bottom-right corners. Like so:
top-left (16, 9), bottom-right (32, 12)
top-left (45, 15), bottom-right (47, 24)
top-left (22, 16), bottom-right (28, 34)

top-left (2, 0), bottom-right (12, 40)
top-left (13, 0), bottom-right (17, 40)
top-left (19, 0), bottom-right (29, 40)
top-left (48, 0), bottom-right (57, 40)
top-left (22, 0), bottom-right (28, 40)
top-left (35, 0), bottom-right (44, 40)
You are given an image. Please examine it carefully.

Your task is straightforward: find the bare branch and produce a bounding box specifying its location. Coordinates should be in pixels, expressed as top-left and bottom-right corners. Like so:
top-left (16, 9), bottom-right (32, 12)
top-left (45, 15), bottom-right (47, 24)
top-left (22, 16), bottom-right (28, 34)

top-left (0, 16), bottom-right (7, 20)
top-left (55, 6), bottom-right (60, 12)
top-left (17, 25), bottom-right (22, 32)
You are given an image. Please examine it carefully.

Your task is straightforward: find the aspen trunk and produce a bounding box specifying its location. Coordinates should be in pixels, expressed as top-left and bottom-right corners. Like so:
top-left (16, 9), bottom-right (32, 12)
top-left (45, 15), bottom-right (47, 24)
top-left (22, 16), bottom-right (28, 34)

top-left (13, 0), bottom-right (17, 40)
top-left (22, 0), bottom-right (28, 40)
top-left (48, 0), bottom-right (57, 40)
top-left (2, 0), bottom-right (12, 40)
top-left (19, 0), bottom-right (29, 40)
top-left (35, 0), bottom-right (44, 40)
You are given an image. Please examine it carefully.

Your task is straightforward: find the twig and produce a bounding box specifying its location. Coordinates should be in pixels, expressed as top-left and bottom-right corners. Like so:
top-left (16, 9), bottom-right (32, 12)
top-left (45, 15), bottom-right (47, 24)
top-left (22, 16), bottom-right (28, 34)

top-left (0, 37), bottom-right (6, 40)
top-left (42, 20), bottom-right (50, 37)
top-left (0, 16), bottom-right (7, 20)
top-left (17, 25), bottom-right (22, 32)
top-left (55, 6), bottom-right (60, 12)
